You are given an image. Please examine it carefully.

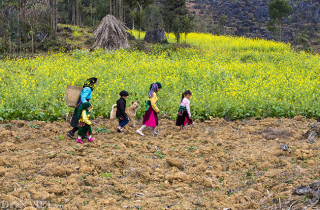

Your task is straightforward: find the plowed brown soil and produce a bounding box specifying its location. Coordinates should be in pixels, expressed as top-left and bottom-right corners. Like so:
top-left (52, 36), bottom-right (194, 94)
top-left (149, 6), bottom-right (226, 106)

top-left (0, 116), bottom-right (319, 210)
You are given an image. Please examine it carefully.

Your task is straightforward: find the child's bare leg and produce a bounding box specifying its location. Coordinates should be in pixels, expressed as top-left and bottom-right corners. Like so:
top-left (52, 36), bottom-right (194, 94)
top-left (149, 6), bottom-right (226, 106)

top-left (132, 119), bottom-right (136, 127)
top-left (152, 127), bottom-right (157, 135)
top-left (136, 125), bottom-right (146, 136)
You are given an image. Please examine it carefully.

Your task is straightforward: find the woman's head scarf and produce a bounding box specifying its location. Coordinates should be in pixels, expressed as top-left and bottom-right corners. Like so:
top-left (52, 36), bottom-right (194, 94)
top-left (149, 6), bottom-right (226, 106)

top-left (83, 77), bottom-right (98, 91)
top-left (77, 102), bottom-right (92, 120)
top-left (148, 83), bottom-right (159, 98)
top-left (156, 82), bottom-right (162, 89)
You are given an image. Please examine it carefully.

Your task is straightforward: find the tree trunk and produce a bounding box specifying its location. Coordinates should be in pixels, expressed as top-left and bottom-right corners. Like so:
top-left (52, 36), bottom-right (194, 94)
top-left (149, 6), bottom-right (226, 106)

top-left (139, 28), bottom-right (141, 40)
top-left (113, 0), bottom-right (116, 18)
top-left (52, 0), bottom-right (55, 37)
top-left (2, 32), bottom-right (6, 58)
top-left (138, 4), bottom-right (142, 40)
top-left (55, 0), bottom-right (58, 31)
top-left (51, 0), bottom-right (57, 39)
top-left (31, 25), bottom-right (34, 58)
top-left (110, 0), bottom-right (112, 15)
top-left (31, 34), bottom-right (34, 58)
top-left (72, 2), bottom-right (75, 25)
top-left (279, 22), bottom-right (282, 42)
top-left (76, 0), bottom-right (79, 25)
top-left (119, 0), bottom-right (122, 21)
top-left (9, 38), bottom-right (11, 57)
top-left (115, 0), bottom-right (118, 19)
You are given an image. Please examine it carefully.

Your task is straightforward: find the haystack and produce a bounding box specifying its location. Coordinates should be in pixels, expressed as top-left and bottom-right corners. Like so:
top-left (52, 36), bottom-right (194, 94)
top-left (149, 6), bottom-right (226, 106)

top-left (93, 15), bottom-right (129, 49)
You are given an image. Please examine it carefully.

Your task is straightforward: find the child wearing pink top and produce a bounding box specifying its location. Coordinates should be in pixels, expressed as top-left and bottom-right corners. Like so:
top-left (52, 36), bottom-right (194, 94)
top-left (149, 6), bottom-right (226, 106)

top-left (176, 90), bottom-right (193, 130)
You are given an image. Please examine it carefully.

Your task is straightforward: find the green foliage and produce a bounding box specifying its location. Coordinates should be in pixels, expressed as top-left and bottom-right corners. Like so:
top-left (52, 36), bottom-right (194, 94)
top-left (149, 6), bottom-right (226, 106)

top-left (268, 0), bottom-right (293, 22)
top-left (154, 150), bottom-right (166, 159)
top-left (268, 0), bottom-right (293, 41)
top-left (129, 8), bottom-right (145, 33)
top-left (183, 15), bottom-right (194, 43)
top-left (93, 126), bottom-right (110, 134)
top-left (266, 20), bottom-right (278, 33)
top-left (246, 169), bottom-right (253, 178)
top-left (162, 0), bottom-right (191, 40)
top-left (294, 33), bottom-right (314, 54)
top-left (28, 123), bottom-right (40, 129)
top-left (218, 14), bottom-right (227, 35)
top-left (299, 195), bottom-right (308, 203)
top-left (124, 0), bottom-right (154, 10)
top-left (143, 4), bottom-right (164, 30)
top-left (125, 0), bottom-right (154, 40)
top-left (172, 16), bottom-right (181, 43)
top-left (101, 172), bottom-right (112, 180)
top-left (187, 146), bottom-right (197, 151)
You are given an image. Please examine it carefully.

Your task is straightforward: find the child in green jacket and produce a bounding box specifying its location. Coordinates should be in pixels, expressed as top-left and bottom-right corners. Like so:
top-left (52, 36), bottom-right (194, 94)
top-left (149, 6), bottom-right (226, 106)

top-left (77, 102), bottom-right (94, 144)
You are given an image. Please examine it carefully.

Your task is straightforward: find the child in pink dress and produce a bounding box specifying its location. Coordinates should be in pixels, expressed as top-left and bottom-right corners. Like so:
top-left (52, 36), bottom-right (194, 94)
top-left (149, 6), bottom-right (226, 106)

top-left (136, 82), bottom-right (162, 136)
top-left (176, 90), bottom-right (193, 130)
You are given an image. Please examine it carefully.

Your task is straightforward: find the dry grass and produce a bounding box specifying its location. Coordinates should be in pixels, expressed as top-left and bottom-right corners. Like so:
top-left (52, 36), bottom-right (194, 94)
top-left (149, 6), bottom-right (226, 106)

top-left (93, 15), bottom-right (129, 49)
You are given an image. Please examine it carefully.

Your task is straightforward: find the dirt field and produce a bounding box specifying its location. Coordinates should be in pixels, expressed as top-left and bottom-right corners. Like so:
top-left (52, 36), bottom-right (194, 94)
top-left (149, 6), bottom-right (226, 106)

top-left (0, 116), bottom-right (319, 210)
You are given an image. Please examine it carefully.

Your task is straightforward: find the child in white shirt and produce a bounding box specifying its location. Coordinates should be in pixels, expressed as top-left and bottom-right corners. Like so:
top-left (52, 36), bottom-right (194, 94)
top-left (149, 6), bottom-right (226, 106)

top-left (176, 90), bottom-right (193, 130)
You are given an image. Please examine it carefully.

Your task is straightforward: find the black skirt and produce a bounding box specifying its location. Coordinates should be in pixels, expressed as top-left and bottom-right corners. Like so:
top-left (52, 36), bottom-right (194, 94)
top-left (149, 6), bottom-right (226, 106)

top-left (70, 107), bottom-right (79, 128)
top-left (70, 99), bottom-right (90, 128)
top-left (176, 110), bottom-right (193, 126)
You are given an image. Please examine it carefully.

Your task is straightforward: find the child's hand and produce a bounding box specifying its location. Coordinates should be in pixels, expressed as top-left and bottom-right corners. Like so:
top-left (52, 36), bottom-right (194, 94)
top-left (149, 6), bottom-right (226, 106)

top-left (79, 122), bottom-right (85, 127)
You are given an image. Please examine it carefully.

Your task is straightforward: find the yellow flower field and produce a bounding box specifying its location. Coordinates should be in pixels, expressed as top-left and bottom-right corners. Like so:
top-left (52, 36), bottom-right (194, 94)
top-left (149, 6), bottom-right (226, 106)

top-left (0, 32), bottom-right (319, 121)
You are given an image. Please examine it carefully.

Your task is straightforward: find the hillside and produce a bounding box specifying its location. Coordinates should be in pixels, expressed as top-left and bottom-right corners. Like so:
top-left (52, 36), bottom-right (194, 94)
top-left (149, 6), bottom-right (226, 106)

top-left (187, 0), bottom-right (320, 53)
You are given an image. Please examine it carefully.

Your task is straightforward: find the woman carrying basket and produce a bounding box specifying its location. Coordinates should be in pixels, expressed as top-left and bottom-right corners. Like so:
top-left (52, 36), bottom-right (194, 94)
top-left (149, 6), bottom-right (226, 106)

top-left (67, 77), bottom-right (98, 139)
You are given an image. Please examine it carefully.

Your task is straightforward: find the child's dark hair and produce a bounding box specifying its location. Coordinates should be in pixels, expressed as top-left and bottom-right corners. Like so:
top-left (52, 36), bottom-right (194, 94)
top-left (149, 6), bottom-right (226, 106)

top-left (181, 90), bottom-right (192, 102)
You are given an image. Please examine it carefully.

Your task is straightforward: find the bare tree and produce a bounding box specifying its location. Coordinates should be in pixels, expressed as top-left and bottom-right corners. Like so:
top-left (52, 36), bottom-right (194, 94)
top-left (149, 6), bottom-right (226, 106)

top-left (22, 0), bottom-right (50, 55)
top-left (72, 1), bottom-right (75, 25)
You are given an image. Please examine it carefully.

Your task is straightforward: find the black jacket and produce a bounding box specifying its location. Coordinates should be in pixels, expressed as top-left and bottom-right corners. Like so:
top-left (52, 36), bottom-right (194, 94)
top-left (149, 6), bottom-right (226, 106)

top-left (116, 98), bottom-right (128, 119)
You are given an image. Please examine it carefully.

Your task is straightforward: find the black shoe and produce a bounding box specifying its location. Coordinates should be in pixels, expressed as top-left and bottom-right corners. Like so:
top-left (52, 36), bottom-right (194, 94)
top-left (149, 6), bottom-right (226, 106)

top-left (67, 131), bottom-right (75, 139)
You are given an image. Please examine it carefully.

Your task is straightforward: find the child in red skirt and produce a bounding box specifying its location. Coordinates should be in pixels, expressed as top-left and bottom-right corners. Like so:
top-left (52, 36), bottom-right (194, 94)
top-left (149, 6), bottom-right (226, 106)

top-left (176, 90), bottom-right (193, 130)
top-left (136, 82), bottom-right (162, 136)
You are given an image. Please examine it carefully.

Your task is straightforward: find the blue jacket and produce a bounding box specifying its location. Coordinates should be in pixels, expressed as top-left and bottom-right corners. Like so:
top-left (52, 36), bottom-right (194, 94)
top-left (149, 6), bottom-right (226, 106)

top-left (80, 87), bottom-right (92, 103)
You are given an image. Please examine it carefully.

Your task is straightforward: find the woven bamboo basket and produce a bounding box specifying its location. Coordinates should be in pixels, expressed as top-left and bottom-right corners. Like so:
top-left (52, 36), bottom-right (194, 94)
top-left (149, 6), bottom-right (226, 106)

top-left (66, 85), bottom-right (83, 108)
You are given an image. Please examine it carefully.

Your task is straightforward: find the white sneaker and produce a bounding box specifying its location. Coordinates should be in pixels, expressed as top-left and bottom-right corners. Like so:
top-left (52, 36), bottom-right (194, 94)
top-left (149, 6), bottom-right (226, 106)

top-left (136, 130), bottom-right (145, 136)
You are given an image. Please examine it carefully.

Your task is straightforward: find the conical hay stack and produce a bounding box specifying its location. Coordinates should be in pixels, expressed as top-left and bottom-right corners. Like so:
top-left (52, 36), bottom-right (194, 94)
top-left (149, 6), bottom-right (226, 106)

top-left (93, 15), bottom-right (130, 49)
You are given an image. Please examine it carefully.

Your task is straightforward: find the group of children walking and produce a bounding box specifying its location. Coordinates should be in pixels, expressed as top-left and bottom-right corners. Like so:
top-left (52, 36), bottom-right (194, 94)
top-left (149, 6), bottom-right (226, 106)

top-left (68, 78), bottom-right (193, 144)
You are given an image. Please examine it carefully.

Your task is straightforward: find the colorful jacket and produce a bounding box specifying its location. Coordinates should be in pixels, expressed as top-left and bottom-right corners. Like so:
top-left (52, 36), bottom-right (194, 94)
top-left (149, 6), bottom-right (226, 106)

top-left (80, 87), bottom-right (92, 103)
top-left (145, 92), bottom-right (159, 113)
top-left (180, 98), bottom-right (191, 118)
top-left (79, 110), bottom-right (92, 125)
